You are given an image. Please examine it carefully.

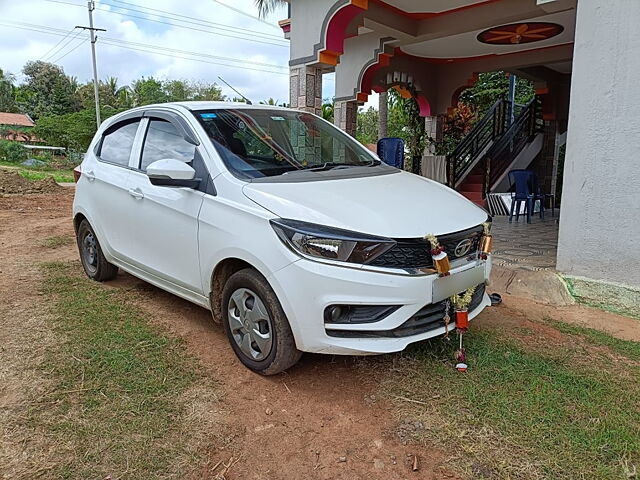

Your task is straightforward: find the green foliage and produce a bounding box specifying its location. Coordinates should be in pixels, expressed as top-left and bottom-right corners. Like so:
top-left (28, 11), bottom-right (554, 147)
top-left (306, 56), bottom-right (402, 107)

top-left (0, 68), bottom-right (18, 113)
top-left (383, 325), bottom-right (640, 479)
top-left (130, 77), bottom-right (225, 106)
top-left (38, 262), bottom-right (206, 479)
top-left (355, 106), bottom-right (378, 145)
top-left (387, 89), bottom-right (426, 172)
top-left (0, 139), bottom-right (27, 163)
top-left (19, 61), bottom-right (81, 119)
top-left (255, 0), bottom-right (287, 17)
top-left (34, 107), bottom-right (124, 152)
top-left (460, 71), bottom-right (535, 116)
top-left (321, 101), bottom-right (334, 122)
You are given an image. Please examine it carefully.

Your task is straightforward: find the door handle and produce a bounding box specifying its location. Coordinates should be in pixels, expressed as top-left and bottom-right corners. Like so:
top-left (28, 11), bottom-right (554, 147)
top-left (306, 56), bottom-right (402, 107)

top-left (128, 188), bottom-right (144, 200)
top-left (84, 170), bottom-right (96, 182)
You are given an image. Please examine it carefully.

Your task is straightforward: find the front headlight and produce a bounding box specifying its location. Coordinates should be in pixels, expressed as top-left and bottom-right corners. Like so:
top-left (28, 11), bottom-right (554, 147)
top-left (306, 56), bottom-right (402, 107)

top-left (270, 219), bottom-right (396, 265)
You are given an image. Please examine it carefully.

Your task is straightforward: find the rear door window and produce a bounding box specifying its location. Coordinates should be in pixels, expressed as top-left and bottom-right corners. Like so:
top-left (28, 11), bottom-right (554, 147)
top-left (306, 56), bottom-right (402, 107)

top-left (140, 119), bottom-right (196, 171)
top-left (99, 120), bottom-right (140, 166)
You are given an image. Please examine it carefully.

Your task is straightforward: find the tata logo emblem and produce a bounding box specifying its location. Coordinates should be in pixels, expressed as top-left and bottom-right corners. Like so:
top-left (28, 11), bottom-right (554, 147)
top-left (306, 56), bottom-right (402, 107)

top-left (454, 239), bottom-right (473, 258)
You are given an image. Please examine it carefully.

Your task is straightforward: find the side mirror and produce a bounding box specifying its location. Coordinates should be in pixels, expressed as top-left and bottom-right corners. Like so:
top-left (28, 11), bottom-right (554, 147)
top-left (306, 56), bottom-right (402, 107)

top-left (146, 159), bottom-right (200, 188)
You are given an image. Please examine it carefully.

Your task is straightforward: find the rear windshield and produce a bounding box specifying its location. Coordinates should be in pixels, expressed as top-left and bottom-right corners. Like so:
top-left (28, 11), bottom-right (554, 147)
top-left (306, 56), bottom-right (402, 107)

top-left (192, 108), bottom-right (379, 180)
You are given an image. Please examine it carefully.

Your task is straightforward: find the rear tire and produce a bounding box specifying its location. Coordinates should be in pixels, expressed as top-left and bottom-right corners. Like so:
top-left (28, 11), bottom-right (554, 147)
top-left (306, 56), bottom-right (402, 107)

top-left (221, 268), bottom-right (302, 375)
top-left (76, 219), bottom-right (118, 282)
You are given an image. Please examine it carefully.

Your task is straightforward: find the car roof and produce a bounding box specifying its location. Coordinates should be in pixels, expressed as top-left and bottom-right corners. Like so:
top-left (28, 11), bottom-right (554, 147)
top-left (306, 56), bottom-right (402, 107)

top-left (167, 101), bottom-right (290, 111)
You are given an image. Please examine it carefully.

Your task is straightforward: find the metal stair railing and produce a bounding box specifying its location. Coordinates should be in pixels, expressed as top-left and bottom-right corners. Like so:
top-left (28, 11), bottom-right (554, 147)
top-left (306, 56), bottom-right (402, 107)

top-left (446, 99), bottom-right (508, 188)
top-left (482, 97), bottom-right (543, 195)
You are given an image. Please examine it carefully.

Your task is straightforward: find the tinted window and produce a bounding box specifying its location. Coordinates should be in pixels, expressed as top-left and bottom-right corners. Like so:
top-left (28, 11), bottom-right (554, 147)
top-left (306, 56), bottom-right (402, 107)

top-left (140, 119), bottom-right (196, 171)
top-left (193, 109), bottom-right (378, 179)
top-left (99, 120), bottom-right (140, 166)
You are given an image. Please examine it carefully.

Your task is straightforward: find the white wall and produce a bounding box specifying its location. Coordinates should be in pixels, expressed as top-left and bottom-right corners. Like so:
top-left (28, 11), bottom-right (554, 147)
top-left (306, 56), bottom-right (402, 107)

top-left (557, 0), bottom-right (640, 287)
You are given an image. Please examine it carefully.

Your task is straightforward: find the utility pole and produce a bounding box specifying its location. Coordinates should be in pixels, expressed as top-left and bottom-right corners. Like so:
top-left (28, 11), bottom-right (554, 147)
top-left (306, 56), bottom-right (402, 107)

top-left (508, 73), bottom-right (517, 125)
top-left (76, 1), bottom-right (105, 127)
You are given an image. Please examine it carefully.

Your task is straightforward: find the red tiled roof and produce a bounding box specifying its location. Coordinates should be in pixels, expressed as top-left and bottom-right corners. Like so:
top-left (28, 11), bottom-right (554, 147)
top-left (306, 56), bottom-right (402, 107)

top-left (0, 112), bottom-right (35, 127)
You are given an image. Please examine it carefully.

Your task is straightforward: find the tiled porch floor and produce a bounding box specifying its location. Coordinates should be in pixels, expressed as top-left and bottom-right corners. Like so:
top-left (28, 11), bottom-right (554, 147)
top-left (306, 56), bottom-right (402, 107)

top-left (491, 215), bottom-right (559, 271)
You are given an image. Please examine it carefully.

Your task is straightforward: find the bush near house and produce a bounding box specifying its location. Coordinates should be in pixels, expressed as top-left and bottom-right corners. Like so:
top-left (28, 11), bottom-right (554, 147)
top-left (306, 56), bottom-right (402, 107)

top-left (0, 139), bottom-right (27, 163)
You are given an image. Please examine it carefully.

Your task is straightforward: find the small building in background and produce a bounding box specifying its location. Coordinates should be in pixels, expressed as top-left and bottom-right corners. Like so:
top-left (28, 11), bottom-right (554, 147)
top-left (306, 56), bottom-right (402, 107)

top-left (0, 112), bottom-right (38, 143)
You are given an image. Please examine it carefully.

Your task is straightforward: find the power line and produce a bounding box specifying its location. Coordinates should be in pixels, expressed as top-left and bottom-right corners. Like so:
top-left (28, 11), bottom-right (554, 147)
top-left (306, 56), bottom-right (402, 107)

top-left (42, 0), bottom-right (289, 48)
top-left (44, 30), bottom-right (85, 62)
top-left (1, 20), bottom-right (286, 70)
top-left (39, 26), bottom-right (77, 61)
top-left (99, 0), bottom-right (283, 41)
top-left (209, 0), bottom-right (281, 30)
top-left (49, 35), bottom-right (87, 63)
top-left (0, 20), bottom-right (288, 75)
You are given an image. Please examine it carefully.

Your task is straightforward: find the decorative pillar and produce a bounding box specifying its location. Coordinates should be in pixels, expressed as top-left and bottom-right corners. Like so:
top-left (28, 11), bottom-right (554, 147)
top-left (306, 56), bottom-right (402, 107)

top-left (424, 115), bottom-right (444, 154)
top-left (334, 100), bottom-right (357, 137)
top-left (289, 65), bottom-right (323, 115)
top-left (422, 115), bottom-right (446, 183)
top-left (378, 91), bottom-right (388, 140)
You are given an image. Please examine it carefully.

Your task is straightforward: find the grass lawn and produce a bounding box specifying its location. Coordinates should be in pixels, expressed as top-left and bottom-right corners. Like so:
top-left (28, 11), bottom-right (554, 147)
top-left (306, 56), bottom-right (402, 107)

top-left (27, 262), bottom-right (220, 479)
top-left (379, 319), bottom-right (640, 479)
top-left (0, 161), bottom-right (75, 183)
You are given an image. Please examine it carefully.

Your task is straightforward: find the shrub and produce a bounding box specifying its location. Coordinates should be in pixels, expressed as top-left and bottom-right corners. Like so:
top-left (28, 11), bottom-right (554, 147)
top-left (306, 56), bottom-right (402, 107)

top-left (0, 139), bottom-right (27, 163)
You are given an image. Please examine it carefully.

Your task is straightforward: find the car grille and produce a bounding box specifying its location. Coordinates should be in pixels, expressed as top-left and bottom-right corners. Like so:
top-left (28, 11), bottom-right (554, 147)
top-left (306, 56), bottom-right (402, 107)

top-left (369, 225), bottom-right (484, 270)
top-left (326, 283), bottom-right (485, 338)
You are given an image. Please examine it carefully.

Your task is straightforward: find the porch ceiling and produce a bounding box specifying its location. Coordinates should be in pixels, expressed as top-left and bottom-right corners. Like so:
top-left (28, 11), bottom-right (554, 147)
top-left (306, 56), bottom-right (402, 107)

top-left (376, 0), bottom-right (491, 15)
top-left (400, 10), bottom-right (575, 59)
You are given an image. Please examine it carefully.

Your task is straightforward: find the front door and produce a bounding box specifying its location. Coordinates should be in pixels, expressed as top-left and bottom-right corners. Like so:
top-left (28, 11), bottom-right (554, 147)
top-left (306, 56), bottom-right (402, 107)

top-left (124, 116), bottom-right (206, 295)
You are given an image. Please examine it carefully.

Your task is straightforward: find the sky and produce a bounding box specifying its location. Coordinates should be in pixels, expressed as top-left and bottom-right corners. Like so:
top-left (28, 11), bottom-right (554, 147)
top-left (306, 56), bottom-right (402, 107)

top-left (0, 0), bottom-right (323, 104)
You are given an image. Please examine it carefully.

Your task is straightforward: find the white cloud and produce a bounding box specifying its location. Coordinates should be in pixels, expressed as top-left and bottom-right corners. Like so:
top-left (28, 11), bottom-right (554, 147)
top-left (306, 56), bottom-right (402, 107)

top-left (0, 0), bottom-right (297, 103)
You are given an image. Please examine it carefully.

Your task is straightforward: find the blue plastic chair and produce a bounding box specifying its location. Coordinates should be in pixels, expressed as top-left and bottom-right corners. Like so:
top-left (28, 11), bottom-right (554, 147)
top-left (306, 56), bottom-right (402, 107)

top-left (530, 173), bottom-right (555, 219)
top-left (508, 169), bottom-right (535, 223)
top-left (377, 137), bottom-right (404, 169)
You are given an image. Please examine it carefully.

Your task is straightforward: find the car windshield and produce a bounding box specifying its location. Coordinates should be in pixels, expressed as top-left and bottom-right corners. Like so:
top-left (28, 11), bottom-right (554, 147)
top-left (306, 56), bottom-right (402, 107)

top-left (193, 108), bottom-right (380, 179)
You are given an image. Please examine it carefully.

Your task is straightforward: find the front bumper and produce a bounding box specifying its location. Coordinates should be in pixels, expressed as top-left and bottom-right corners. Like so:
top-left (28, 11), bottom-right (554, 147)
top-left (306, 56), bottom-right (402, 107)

top-left (268, 256), bottom-right (492, 355)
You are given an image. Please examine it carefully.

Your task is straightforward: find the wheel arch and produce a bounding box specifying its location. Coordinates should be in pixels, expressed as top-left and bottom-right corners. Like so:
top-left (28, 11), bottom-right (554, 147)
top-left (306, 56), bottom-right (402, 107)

top-left (209, 257), bottom-right (256, 323)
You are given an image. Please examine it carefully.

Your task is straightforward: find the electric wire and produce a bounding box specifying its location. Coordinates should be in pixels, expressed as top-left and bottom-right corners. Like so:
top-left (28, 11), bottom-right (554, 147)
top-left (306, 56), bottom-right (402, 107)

top-left (0, 20), bottom-right (288, 75)
top-left (42, 0), bottom-right (289, 47)
top-left (38, 26), bottom-right (77, 61)
top-left (98, 0), bottom-right (284, 41)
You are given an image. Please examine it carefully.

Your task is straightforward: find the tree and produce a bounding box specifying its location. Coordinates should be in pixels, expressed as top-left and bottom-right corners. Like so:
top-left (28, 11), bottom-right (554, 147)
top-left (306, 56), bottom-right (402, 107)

top-left (131, 77), bottom-right (168, 106)
top-left (0, 69), bottom-right (18, 113)
top-left (459, 71), bottom-right (534, 116)
top-left (19, 61), bottom-right (80, 119)
top-left (34, 106), bottom-right (123, 152)
top-left (321, 101), bottom-right (334, 122)
top-left (254, 0), bottom-right (286, 17)
top-left (355, 106), bottom-right (378, 145)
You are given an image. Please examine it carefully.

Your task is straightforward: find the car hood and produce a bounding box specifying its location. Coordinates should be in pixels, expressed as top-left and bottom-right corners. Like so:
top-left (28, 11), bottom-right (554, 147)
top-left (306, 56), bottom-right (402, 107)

top-left (242, 170), bottom-right (488, 238)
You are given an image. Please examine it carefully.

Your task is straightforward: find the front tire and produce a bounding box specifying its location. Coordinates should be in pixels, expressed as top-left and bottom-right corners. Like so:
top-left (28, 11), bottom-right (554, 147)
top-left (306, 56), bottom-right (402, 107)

top-left (221, 268), bottom-right (302, 375)
top-left (76, 219), bottom-right (118, 282)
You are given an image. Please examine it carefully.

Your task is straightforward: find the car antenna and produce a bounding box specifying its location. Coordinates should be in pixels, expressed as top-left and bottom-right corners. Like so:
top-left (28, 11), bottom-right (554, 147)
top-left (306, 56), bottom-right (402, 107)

top-left (218, 76), bottom-right (252, 105)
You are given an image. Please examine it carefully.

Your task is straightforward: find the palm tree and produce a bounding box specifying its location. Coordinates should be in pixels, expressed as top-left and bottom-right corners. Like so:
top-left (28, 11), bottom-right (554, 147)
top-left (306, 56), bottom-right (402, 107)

top-left (254, 0), bottom-right (286, 17)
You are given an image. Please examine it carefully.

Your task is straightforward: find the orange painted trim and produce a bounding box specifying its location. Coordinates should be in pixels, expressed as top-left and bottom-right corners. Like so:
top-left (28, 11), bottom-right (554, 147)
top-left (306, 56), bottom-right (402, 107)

top-left (535, 87), bottom-right (550, 95)
top-left (319, 50), bottom-right (340, 66)
top-left (370, 0), bottom-right (500, 20)
top-left (542, 113), bottom-right (556, 120)
top-left (350, 0), bottom-right (369, 10)
top-left (357, 92), bottom-right (369, 102)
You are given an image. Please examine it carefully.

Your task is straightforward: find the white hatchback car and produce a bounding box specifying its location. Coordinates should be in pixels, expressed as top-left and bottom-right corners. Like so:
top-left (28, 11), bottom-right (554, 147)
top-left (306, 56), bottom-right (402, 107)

top-left (73, 102), bottom-right (491, 375)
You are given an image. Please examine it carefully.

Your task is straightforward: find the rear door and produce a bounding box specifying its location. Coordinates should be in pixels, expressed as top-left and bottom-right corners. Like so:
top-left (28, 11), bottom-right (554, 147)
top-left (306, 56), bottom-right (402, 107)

top-left (123, 111), bottom-right (209, 295)
top-left (88, 117), bottom-right (143, 260)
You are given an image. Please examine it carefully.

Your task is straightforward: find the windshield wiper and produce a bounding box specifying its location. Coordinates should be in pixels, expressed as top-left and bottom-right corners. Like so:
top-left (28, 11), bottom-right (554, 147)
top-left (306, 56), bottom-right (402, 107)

top-left (299, 160), bottom-right (381, 172)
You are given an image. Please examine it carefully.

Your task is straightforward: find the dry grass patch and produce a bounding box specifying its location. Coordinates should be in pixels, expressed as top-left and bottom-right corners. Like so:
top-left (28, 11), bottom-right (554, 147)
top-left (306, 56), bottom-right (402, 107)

top-left (39, 235), bottom-right (73, 249)
top-left (4, 262), bottom-right (225, 479)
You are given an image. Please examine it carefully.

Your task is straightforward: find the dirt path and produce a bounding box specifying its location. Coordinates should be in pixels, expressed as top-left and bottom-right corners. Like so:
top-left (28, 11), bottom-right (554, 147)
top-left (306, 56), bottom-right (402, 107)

top-left (0, 190), bottom-right (455, 479)
top-left (2, 190), bottom-right (637, 479)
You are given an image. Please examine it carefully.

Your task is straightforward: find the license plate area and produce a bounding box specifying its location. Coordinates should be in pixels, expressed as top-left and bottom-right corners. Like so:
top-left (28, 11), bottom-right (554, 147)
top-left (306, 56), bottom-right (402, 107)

top-left (431, 263), bottom-right (485, 303)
